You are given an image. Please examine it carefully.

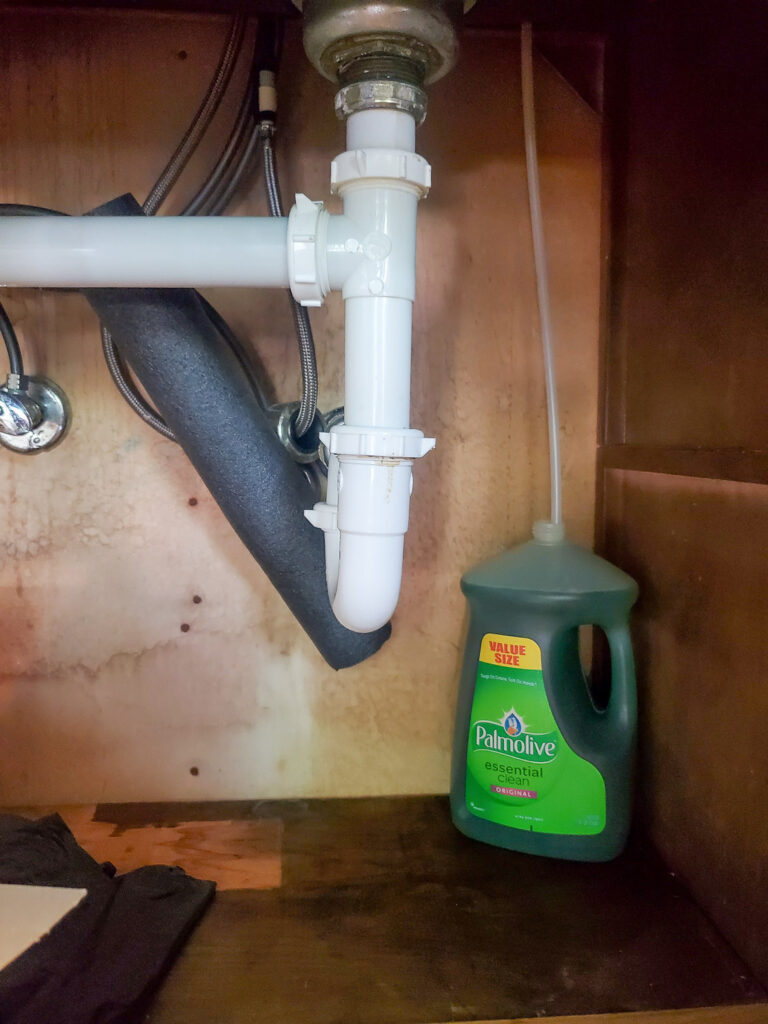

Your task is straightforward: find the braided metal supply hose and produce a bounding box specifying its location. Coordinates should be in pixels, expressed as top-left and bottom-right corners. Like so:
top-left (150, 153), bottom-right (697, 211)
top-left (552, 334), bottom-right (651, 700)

top-left (143, 15), bottom-right (246, 216)
top-left (182, 56), bottom-right (255, 216)
top-left (261, 129), bottom-right (318, 440)
top-left (101, 325), bottom-right (176, 440)
top-left (103, 14), bottom-right (247, 441)
top-left (207, 119), bottom-right (262, 216)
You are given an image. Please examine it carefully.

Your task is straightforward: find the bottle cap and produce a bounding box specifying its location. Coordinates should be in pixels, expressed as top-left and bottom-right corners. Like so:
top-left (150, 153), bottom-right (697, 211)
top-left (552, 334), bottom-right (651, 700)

top-left (532, 520), bottom-right (566, 544)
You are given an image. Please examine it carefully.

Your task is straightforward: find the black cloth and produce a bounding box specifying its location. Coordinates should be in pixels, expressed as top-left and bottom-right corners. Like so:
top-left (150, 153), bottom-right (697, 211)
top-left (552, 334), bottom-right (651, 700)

top-left (0, 813), bottom-right (215, 1024)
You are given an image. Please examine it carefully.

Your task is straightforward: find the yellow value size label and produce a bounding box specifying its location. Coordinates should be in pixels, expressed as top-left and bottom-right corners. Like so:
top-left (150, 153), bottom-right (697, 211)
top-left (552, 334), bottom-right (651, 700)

top-left (479, 634), bottom-right (542, 671)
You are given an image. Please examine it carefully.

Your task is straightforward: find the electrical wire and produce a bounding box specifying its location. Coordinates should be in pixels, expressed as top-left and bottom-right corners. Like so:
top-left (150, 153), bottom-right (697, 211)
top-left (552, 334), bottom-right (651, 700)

top-left (0, 301), bottom-right (23, 376)
top-left (521, 22), bottom-right (563, 526)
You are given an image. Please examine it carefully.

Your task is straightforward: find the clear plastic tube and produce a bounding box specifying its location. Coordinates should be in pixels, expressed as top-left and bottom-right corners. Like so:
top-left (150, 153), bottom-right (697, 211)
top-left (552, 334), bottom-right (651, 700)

top-left (521, 22), bottom-right (563, 526)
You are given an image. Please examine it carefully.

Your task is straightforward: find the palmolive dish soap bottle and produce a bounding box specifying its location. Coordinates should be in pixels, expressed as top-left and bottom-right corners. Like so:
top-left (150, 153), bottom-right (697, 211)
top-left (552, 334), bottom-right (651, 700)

top-left (448, 23), bottom-right (639, 860)
top-left (450, 519), bottom-right (638, 862)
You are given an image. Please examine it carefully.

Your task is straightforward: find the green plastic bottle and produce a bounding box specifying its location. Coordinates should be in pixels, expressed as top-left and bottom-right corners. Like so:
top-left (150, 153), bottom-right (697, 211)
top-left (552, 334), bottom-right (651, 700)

top-left (450, 520), bottom-right (639, 862)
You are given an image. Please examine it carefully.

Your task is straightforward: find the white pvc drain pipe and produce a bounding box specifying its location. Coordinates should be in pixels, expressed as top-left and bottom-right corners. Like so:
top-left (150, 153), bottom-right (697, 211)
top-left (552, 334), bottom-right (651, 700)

top-left (305, 106), bottom-right (434, 632)
top-left (0, 107), bottom-right (434, 634)
top-left (0, 216), bottom-right (290, 288)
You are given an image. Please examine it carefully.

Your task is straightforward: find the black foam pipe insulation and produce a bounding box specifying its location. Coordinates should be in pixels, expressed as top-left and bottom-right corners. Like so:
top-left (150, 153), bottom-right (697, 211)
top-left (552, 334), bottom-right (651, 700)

top-left (82, 194), bottom-right (391, 670)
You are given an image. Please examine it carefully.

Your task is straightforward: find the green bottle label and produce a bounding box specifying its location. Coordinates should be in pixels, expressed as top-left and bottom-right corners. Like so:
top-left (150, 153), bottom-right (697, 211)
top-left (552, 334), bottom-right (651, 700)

top-left (465, 633), bottom-right (606, 836)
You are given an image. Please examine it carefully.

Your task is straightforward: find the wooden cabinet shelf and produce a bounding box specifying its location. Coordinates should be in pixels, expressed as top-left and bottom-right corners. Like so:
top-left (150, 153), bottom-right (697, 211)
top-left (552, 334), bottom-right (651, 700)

top-left (11, 797), bottom-right (765, 1023)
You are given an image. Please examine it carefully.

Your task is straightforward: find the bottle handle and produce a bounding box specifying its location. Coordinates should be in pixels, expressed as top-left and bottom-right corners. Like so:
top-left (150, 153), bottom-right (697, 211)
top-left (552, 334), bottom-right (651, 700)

top-left (605, 625), bottom-right (638, 738)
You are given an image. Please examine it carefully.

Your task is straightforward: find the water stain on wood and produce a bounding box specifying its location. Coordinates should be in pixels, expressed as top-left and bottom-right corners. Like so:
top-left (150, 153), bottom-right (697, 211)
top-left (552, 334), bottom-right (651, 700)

top-left (12, 804), bottom-right (282, 891)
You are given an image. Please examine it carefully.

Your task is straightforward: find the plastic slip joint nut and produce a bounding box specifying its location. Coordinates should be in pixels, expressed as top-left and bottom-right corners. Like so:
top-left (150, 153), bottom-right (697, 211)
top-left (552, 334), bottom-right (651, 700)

top-left (287, 193), bottom-right (328, 307)
top-left (330, 149), bottom-right (432, 196)
top-left (320, 426), bottom-right (436, 460)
